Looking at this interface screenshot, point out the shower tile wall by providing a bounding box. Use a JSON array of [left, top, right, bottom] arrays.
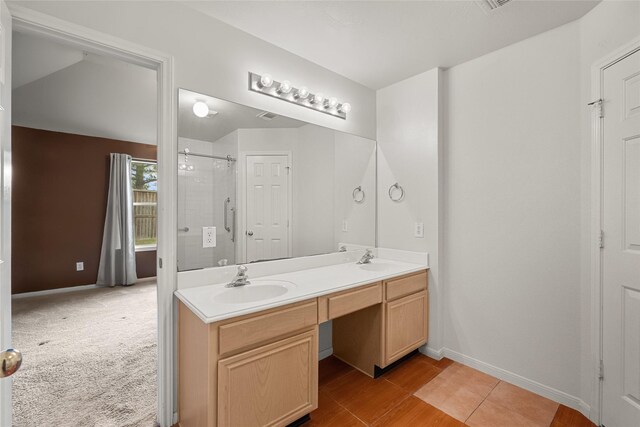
[[178, 136, 237, 271]]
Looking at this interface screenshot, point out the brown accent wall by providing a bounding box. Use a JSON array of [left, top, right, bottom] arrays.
[[12, 126, 158, 294]]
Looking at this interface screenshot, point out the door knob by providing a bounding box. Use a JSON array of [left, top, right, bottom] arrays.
[[247, 231, 254, 236], [0, 349, 22, 378]]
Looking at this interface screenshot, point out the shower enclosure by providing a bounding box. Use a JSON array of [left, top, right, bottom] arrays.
[[177, 145, 237, 271]]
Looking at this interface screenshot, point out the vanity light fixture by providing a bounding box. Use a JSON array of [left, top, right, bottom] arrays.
[[258, 74, 273, 89], [310, 93, 324, 105], [294, 86, 309, 100], [324, 97, 339, 109], [248, 72, 350, 119], [276, 80, 292, 95]]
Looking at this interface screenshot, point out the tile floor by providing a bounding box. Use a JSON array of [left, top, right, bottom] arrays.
[[309, 354, 595, 427]]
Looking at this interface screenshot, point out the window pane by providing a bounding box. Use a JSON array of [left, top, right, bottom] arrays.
[[133, 202, 157, 246], [131, 161, 157, 191], [131, 160, 157, 247]]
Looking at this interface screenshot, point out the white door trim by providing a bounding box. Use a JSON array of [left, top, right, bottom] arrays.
[[590, 34, 640, 426], [238, 151, 293, 264], [7, 6, 177, 427]]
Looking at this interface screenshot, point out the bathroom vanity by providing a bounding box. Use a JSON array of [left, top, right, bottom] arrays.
[[175, 89, 426, 427], [176, 260, 428, 427]]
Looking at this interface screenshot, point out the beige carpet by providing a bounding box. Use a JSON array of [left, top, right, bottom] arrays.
[[11, 281, 157, 427]]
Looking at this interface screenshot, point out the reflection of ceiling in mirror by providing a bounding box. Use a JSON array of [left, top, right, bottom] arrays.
[[178, 89, 307, 143]]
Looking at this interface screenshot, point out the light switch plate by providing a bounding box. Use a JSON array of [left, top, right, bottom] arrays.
[[203, 226, 216, 248], [414, 222, 424, 238], [76, 261, 84, 271], [342, 220, 348, 232]]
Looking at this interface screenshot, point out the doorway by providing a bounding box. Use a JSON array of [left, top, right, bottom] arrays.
[[0, 6, 175, 427], [10, 28, 159, 427]]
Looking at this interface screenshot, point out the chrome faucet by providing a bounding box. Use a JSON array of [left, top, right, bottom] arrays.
[[357, 249, 375, 264], [227, 265, 250, 287]]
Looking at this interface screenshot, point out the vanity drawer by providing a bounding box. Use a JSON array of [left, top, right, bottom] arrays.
[[218, 301, 317, 356], [323, 283, 382, 320], [385, 271, 428, 301]]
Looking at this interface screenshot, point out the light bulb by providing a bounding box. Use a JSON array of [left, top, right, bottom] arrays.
[[192, 101, 209, 118], [259, 74, 273, 89], [187, 165, 195, 171], [339, 102, 352, 114], [294, 86, 309, 100], [325, 97, 338, 109], [277, 80, 292, 94], [179, 163, 187, 170], [311, 93, 324, 105]]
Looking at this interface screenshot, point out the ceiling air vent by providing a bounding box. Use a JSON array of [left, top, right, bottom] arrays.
[[257, 111, 278, 121], [475, 0, 512, 13]]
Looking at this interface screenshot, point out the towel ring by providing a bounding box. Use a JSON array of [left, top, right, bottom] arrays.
[[352, 186, 365, 203], [388, 183, 405, 202]]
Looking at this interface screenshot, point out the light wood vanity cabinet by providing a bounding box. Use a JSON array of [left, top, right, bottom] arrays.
[[383, 271, 429, 366], [178, 300, 318, 427], [217, 330, 317, 427], [178, 269, 428, 427], [384, 291, 428, 365]]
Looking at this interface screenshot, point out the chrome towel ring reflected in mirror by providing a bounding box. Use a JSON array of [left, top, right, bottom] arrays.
[[352, 186, 365, 203], [388, 183, 405, 202]]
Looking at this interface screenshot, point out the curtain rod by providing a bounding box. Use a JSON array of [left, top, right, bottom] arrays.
[[132, 157, 157, 163], [178, 150, 237, 162]]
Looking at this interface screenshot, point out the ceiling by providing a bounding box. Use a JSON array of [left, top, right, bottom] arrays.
[[179, 89, 306, 143], [12, 31, 157, 145], [13, 32, 84, 89], [186, 0, 600, 89]]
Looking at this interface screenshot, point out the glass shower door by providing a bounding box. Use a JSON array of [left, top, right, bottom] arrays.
[[177, 149, 236, 271]]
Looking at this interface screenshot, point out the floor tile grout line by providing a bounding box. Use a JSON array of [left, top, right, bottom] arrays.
[[471, 382, 561, 427], [367, 390, 413, 427], [321, 356, 451, 426], [323, 388, 368, 426], [464, 380, 502, 424]]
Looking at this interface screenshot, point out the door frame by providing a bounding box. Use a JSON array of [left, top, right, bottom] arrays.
[[5, 6, 177, 427], [238, 151, 293, 264], [590, 35, 640, 426]]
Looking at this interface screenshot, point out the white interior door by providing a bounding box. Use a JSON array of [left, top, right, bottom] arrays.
[[0, 2, 13, 426], [602, 48, 640, 427], [245, 155, 290, 263]]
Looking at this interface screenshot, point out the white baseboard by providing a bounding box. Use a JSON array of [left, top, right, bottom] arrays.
[[12, 283, 101, 299], [439, 347, 590, 419], [319, 347, 334, 360], [12, 277, 158, 299], [422, 346, 444, 360]]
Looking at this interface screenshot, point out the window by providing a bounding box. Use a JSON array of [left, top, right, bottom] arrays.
[[131, 160, 157, 250]]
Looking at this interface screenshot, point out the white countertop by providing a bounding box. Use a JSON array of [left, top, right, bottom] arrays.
[[175, 258, 428, 324]]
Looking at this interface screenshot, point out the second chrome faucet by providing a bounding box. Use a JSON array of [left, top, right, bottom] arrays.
[[357, 249, 375, 264]]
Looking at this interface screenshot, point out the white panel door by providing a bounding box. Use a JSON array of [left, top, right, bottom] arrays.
[[0, 2, 12, 425], [602, 48, 640, 427], [245, 155, 290, 263]]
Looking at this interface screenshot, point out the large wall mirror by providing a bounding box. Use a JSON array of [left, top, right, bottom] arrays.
[[177, 89, 376, 272]]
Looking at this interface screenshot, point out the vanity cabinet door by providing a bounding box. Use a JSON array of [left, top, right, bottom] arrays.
[[217, 328, 318, 427], [384, 291, 428, 365]]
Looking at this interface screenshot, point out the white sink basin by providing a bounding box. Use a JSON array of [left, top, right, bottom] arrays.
[[213, 280, 296, 304]]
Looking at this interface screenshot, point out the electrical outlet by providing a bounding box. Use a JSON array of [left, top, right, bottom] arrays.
[[76, 262, 84, 271], [203, 226, 216, 248], [414, 222, 424, 238], [342, 220, 348, 232]]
